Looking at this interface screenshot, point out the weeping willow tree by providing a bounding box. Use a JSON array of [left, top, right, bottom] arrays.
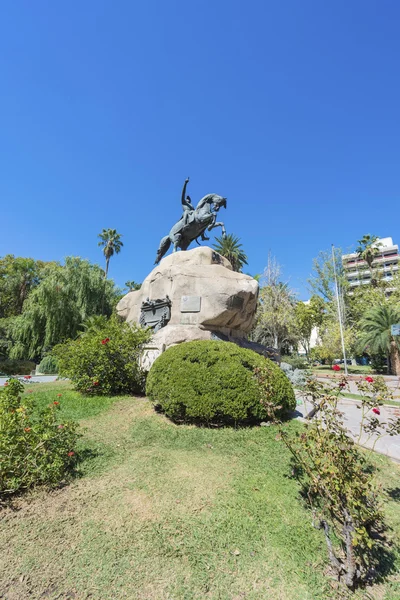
[[10, 257, 117, 360]]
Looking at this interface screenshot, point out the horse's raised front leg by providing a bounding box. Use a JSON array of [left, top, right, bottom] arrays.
[[208, 221, 227, 238]]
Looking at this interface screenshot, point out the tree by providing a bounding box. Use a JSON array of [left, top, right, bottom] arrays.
[[125, 280, 141, 292], [10, 258, 117, 360], [212, 234, 248, 273], [97, 229, 123, 278], [308, 248, 346, 304], [317, 320, 355, 365], [0, 255, 50, 318], [252, 254, 298, 352], [358, 304, 400, 375], [295, 296, 325, 357], [356, 234, 381, 270]]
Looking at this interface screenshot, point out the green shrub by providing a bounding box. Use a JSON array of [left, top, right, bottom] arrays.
[[0, 359, 36, 376], [38, 355, 58, 374], [146, 341, 295, 424], [281, 355, 309, 370], [53, 316, 151, 396], [0, 379, 79, 497]]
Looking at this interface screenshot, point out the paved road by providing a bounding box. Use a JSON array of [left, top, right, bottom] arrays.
[[0, 375, 58, 386], [296, 395, 400, 462], [314, 373, 400, 399]]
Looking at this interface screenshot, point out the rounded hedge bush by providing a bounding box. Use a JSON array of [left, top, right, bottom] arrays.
[[146, 340, 295, 424], [38, 355, 58, 374]]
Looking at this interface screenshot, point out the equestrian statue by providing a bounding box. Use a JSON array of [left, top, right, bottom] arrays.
[[154, 177, 227, 264]]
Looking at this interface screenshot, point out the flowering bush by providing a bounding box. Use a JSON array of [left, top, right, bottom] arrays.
[[255, 372, 400, 589], [53, 316, 151, 396], [0, 379, 79, 498]]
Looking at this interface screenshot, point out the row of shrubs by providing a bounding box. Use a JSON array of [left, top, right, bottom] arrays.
[[1, 318, 296, 498], [0, 356, 58, 376], [50, 316, 295, 425]]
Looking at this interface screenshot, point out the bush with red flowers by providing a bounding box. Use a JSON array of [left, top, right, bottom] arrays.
[[53, 315, 151, 395], [0, 379, 79, 498], [332, 364, 341, 372], [259, 373, 400, 590]]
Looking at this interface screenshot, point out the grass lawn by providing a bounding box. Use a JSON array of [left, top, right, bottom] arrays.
[[313, 364, 373, 375], [340, 391, 400, 407], [1, 382, 400, 599]]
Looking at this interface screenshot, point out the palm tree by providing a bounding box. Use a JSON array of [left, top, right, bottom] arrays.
[[98, 229, 123, 278], [212, 234, 248, 273], [356, 234, 381, 285], [125, 280, 141, 292], [358, 304, 400, 375]]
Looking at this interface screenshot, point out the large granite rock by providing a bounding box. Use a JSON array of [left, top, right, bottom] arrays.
[[116, 246, 276, 369]]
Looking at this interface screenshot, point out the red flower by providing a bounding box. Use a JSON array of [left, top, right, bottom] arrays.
[[58, 424, 64, 429], [24, 375, 32, 379], [57, 393, 62, 397], [67, 451, 75, 457], [53, 401, 59, 406], [332, 365, 341, 371], [365, 376, 374, 383], [339, 382, 346, 388], [372, 408, 380, 415], [101, 338, 110, 345], [93, 381, 99, 386], [27, 390, 33, 393], [24, 427, 31, 432], [4, 382, 8, 386]]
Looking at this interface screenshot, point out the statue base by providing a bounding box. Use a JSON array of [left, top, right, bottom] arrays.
[[116, 246, 278, 370]]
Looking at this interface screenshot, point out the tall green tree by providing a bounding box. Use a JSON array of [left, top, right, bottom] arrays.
[[252, 254, 298, 352], [10, 258, 117, 360], [295, 296, 325, 356], [0, 255, 50, 318], [98, 229, 123, 278], [212, 234, 248, 273], [308, 248, 346, 304], [356, 234, 381, 270], [358, 304, 400, 375]]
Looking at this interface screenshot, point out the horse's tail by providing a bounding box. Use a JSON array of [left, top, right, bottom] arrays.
[[154, 235, 171, 264]]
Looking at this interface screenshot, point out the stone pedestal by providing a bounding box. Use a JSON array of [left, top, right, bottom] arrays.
[[117, 246, 276, 369]]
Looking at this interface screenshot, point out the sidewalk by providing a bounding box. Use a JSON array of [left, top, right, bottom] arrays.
[[295, 395, 400, 462]]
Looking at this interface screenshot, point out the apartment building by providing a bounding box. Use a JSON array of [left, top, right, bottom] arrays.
[[342, 237, 399, 289]]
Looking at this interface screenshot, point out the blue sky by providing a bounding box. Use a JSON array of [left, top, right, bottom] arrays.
[[1, 1, 399, 299]]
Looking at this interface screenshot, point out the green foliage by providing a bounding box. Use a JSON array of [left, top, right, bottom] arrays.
[[212, 233, 248, 273], [356, 234, 381, 270], [98, 228, 123, 278], [281, 355, 309, 369], [0, 379, 79, 497], [256, 373, 399, 589], [0, 254, 50, 318], [124, 280, 141, 292], [358, 304, 400, 375], [38, 355, 58, 374], [251, 254, 299, 352], [295, 296, 325, 356], [308, 247, 346, 303], [0, 359, 36, 376], [317, 320, 355, 365], [146, 341, 295, 424], [53, 316, 151, 396], [10, 257, 117, 360]]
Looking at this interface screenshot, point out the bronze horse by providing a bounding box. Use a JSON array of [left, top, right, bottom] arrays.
[[155, 178, 227, 264]]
